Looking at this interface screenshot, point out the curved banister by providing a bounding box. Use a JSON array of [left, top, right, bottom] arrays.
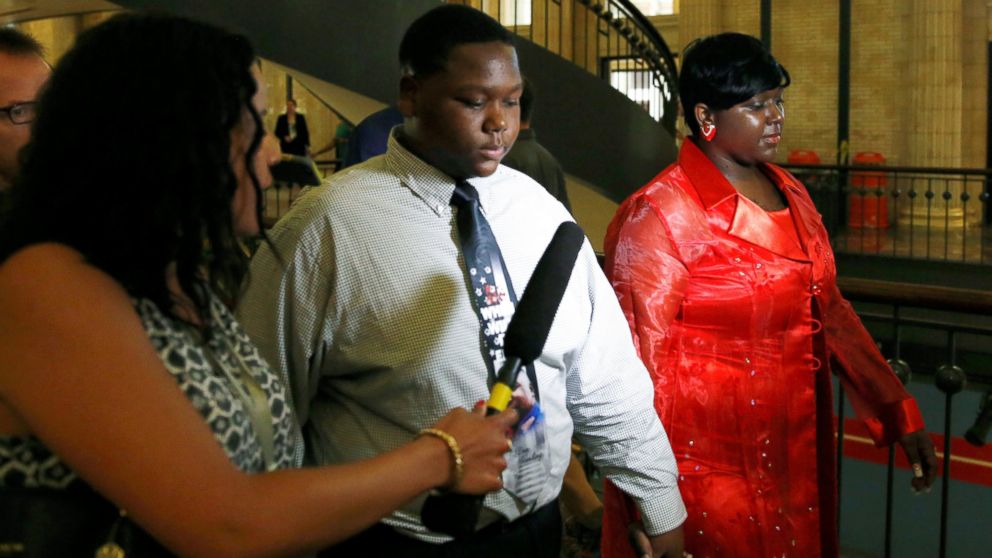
[[836, 277, 992, 315], [783, 163, 992, 176], [596, 252, 992, 316], [610, 0, 678, 78], [454, 0, 679, 134], [602, 0, 679, 131]]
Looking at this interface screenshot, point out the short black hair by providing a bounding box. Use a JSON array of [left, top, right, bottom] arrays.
[[0, 26, 44, 57], [678, 32, 790, 136], [0, 13, 262, 327], [519, 76, 535, 123], [399, 4, 514, 78]]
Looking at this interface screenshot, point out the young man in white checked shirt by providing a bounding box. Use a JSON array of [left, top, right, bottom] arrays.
[[237, 5, 685, 556]]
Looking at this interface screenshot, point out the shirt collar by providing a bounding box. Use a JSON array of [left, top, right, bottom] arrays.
[[678, 137, 813, 261], [384, 129, 459, 216], [384, 129, 499, 216], [678, 138, 739, 210]]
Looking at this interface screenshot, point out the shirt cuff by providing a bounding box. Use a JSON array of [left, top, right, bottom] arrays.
[[864, 398, 926, 447], [635, 487, 688, 536]]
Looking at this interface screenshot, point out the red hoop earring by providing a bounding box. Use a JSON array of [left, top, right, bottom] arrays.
[[702, 123, 717, 142]]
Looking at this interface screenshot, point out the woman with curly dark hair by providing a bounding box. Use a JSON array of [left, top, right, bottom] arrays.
[[0, 13, 515, 557]]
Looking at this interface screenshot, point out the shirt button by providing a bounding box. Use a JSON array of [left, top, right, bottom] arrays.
[[734, 257, 742, 263], [755, 262, 763, 269]]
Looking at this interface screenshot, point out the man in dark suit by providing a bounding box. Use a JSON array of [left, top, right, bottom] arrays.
[[274, 98, 310, 156]]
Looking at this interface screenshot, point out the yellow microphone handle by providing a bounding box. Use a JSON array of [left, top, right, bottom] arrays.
[[486, 382, 514, 415]]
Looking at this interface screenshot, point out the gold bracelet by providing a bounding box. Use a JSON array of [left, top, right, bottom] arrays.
[[418, 428, 464, 489]]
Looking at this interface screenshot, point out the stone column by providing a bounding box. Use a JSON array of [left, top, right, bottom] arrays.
[[961, 0, 988, 169], [902, 0, 977, 226], [907, 0, 962, 168]]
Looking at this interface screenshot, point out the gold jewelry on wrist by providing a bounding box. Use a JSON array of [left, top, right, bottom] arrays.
[[419, 428, 464, 489]]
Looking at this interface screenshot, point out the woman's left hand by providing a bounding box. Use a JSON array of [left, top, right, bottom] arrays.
[[897, 429, 937, 492]]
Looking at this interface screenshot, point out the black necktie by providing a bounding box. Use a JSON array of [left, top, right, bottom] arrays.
[[450, 180, 539, 401], [421, 181, 544, 536]]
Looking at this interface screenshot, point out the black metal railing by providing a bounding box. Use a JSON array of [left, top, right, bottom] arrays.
[[262, 183, 303, 228], [783, 163, 992, 265], [451, 0, 679, 134], [837, 278, 992, 558], [261, 157, 341, 227]]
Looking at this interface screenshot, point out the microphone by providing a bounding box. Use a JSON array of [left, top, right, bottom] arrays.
[[485, 221, 586, 416], [421, 221, 586, 538]]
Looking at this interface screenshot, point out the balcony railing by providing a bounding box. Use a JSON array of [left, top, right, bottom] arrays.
[[587, 252, 992, 556], [450, 0, 679, 134], [838, 278, 992, 558], [783, 163, 992, 265]]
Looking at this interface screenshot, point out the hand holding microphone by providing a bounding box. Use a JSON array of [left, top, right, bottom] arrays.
[[421, 221, 587, 537], [424, 404, 519, 494]]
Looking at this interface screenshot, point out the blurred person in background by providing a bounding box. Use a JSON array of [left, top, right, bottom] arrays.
[[500, 77, 571, 212], [0, 27, 49, 219], [275, 98, 310, 156]]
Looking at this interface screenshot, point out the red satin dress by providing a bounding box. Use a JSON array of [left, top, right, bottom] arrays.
[[600, 140, 925, 558]]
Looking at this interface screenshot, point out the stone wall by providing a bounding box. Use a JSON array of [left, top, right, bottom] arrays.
[[667, 0, 988, 169]]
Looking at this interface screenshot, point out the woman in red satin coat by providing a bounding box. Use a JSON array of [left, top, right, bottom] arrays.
[[601, 33, 937, 558]]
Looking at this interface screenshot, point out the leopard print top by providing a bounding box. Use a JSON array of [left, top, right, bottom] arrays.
[[0, 293, 297, 489]]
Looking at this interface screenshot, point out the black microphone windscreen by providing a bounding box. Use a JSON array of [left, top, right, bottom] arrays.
[[503, 221, 585, 363]]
